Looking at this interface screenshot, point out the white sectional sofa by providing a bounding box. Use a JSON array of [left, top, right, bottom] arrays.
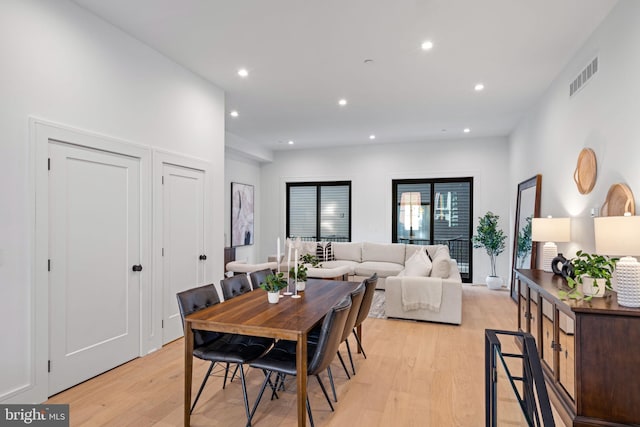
[[280, 241, 463, 325]]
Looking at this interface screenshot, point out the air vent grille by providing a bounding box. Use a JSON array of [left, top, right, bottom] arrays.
[[570, 56, 598, 97]]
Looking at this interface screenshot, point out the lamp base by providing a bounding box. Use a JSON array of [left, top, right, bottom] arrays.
[[616, 256, 640, 308], [541, 242, 558, 273]]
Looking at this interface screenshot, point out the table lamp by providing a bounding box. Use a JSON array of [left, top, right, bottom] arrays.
[[594, 214, 640, 307], [531, 217, 571, 272]]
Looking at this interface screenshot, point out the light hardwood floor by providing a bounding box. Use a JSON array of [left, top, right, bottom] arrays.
[[47, 285, 550, 426]]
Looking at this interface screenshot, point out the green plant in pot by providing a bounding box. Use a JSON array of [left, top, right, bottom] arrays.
[[516, 216, 533, 268], [560, 250, 618, 301], [259, 272, 288, 303], [472, 211, 507, 290], [289, 264, 308, 291], [300, 253, 322, 268]]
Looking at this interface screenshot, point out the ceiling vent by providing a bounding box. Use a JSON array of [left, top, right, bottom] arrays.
[[570, 56, 598, 97]]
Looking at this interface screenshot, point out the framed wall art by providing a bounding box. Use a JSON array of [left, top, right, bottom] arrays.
[[231, 182, 254, 246]]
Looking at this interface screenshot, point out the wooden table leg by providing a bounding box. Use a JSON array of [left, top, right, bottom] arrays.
[[184, 323, 194, 426], [296, 333, 308, 426]]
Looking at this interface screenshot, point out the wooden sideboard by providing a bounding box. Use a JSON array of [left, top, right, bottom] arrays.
[[515, 269, 640, 427]]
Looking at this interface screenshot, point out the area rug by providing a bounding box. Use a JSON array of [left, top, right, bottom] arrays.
[[368, 290, 386, 318]]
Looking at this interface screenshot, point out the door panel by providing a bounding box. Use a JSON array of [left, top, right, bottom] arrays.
[[49, 141, 141, 395], [162, 164, 205, 343]]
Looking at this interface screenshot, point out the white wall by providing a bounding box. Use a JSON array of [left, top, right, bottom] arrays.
[[0, 0, 225, 403], [225, 148, 263, 264], [509, 0, 640, 261], [259, 137, 511, 283]]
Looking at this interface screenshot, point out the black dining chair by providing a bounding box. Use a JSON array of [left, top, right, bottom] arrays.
[[306, 280, 366, 402], [249, 268, 273, 290], [220, 274, 253, 300], [247, 295, 352, 427], [336, 280, 366, 377], [176, 284, 274, 424], [350, 274, 378, 359]]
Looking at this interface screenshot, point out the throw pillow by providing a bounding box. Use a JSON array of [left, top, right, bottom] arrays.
[[316, 242, 335, 262], [402, 249, 432, 277]]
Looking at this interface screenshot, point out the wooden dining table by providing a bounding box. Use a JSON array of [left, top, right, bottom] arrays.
[[184, 278, 359, 427]]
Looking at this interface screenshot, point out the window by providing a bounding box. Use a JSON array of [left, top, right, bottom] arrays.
[[392, 178, 473, 282], [287, 181, 351, 242]]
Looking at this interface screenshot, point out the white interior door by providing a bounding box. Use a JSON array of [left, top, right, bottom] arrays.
[[48, 141, 141, 396], [162, 163, 205, 343]]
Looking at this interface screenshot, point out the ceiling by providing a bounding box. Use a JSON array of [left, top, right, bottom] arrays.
[[73, 0, 617, 151]]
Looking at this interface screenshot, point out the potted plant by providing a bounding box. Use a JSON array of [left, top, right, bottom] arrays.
[[289, 264, 308, 291], [472, 211, 507, 290], [516, 216, 533, 268], [300, 253, 322, 268], [259, 272, 288, 303], [561, 250, 618, 301]]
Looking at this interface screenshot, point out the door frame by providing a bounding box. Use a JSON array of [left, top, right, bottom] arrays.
[[29, 117, 151, 403], [152, 150, 212, 347]]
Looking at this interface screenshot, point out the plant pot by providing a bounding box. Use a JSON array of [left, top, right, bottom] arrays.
[[486, 275, 503, 290], [296, 281, 306, 292], [581, 276, 606, 297], [267, 291, 280, 303]]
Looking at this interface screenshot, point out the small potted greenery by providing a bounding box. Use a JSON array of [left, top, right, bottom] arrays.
[[472, 211, 507, 290], [300, 253, 322, 268], [259, 272, 288, 303], [289, 264, 308, 291], [560, 250, 618, 301]]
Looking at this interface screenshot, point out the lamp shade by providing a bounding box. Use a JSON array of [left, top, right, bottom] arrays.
[[531, 217, 571, 242], [594, 216, 640, 256]]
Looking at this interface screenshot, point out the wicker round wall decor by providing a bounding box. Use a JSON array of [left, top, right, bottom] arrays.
[[601, 183, 635, 216], [573, 148, 597, 194]]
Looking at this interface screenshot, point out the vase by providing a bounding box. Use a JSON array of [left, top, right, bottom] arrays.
[[296, 281, 306, 291], [486, 275, 503, 290], [581, 276, 606, 297], [267, 291, 280, 303]]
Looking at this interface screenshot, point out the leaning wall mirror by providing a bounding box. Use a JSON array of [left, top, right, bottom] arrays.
[[510, 175, 541, 301]]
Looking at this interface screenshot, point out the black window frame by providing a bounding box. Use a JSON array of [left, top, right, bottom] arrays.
[[392, 177, 474, 282], [286, 181, 352, 242]]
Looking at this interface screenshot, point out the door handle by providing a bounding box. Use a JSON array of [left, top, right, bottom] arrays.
[[132, 264, 143, 272], [199, 255, 207, 261]]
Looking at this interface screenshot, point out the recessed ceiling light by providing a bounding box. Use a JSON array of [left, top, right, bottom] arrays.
[[474, 83, 485, 91], [237, 68, 249, 78], [369, 134, 376, 140], [229, 110, 239, 117], [421, 40, 434, 51], [338, 99, 348, 106], [463, 128, 471, 133], [288, 140, 294, 145]]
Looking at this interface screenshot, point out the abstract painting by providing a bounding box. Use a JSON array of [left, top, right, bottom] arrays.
[[231, 182, 254, 246]]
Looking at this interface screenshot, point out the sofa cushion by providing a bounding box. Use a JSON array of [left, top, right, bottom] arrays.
[[362, 242, 406, 264], [430, 245, 451, 278], [355, 261, 404, 278], [332, 242, 362, 262], [403, 249, 432, 277], [319, 260, 358, 274], [405, 244, 434, 261]]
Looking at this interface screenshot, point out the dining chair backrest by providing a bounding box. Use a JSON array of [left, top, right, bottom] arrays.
[[340, 281, 366, 342], [308, 295, 352, 376], [354, 273, 378, 329], [176, 284, 223, 347], [220, 274, 253, 300], [249, 268, 273, 290]]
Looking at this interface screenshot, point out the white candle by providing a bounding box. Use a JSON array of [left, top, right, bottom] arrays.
[[287, 239, 291, 277], [276, 237, 281, 273]]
